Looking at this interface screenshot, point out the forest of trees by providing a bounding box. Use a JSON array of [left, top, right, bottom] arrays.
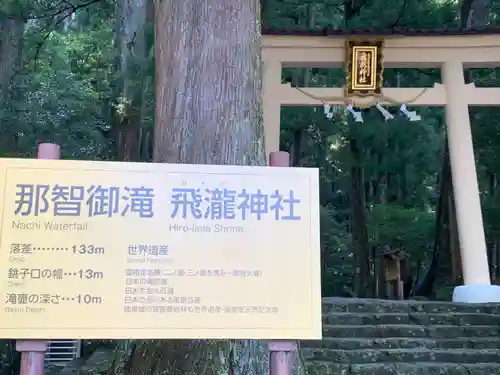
[[1, 0, 500, 374]]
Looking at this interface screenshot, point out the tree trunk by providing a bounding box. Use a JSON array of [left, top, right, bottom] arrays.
[[124, 0, 267, 374], [349, 129, 371, 297], [489, 173, 498, 279], [463, 0, 491, 26], [0, 16, 23, 98], [0, 12, 23, 149], [291, 4, 315, 168], [153, 0, 265, 165], [344, 0, 371, 298], [114, 0, 150, 161]]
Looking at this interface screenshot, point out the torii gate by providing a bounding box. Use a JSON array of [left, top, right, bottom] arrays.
[[261, 29, 500, 303]]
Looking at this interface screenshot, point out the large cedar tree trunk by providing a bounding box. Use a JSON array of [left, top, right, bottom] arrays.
[[153, 0, 265, 165], [124, 0, 268, 375]]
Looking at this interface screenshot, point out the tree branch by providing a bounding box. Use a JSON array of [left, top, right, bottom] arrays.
[[389, 0, 407, 28], [14, 0, 106, 75], [350, 0, 372, 18], [6, 0, 105, 21]]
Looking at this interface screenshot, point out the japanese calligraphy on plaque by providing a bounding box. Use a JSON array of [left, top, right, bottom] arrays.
[[345, 40, 383, 96]]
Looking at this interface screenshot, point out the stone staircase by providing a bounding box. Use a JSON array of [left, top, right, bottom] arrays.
[[301, 298, 500, 375]]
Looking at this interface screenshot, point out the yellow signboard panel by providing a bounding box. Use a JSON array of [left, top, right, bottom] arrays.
[[0, 158, 321, 340]]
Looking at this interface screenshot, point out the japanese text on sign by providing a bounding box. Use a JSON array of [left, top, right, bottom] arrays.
[[13, 184, 301, 220]]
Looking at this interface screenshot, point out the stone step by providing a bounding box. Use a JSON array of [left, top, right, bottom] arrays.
[[302, 337, 500, 350], [56, 358, 87, 375], [323, 324, 500, 338], [302, 348, 500, 363], [306, 361, 500, 375], [78, 348, 115, 375], [323, 312, 500, 326], [322, 297, 500, 315]]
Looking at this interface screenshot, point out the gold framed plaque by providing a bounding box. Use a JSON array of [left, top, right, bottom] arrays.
[[345, 40, 384, 97]]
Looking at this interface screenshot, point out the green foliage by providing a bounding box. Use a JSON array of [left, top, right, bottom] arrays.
[[482, 195, 500, 238], [320, 205, 354, 296], [1, 2, 115, 159], [0, 340, 18, 375], [368, 204, 434, 258]]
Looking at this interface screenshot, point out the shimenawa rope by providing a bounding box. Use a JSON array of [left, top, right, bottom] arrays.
[[293, 86, 429, 109]]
